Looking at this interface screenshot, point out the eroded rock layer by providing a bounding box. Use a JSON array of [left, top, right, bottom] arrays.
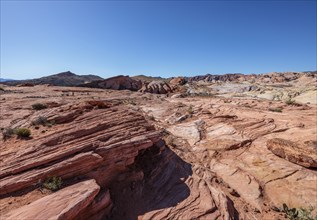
[[0, 99, 161, 219], [0, 85, 316, 220]]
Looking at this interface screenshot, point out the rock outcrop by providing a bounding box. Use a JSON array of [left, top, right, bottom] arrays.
[[2, 179, 106, 220], [187, 71, 316, 84], [1, 84, 317, 220], [139, 80, 173, 94], [82, 75, 142, 91], [188, 73, 252, 82], [267, 138, 317, 168], [0, 99, 162, 218], [140, 97, 317, 219], [169, 77, 186, 86]]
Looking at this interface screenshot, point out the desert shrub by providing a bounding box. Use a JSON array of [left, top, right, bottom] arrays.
[[15, 128, 31, 138], [31, 116, 54, 127], [282, 203, 316, 220], [32, 103, 47, 110], [285, 99, 296, 105], [164, 135, 175, 146], [0, 87, 4, 91], [187, 105, 193, 114], [2, 128, 14, 140], [43, 176, 62, 191], [31, 116, 48, 126], [269, 107, 283, 113]]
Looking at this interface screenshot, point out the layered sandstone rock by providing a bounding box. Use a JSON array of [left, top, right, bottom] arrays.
[[2, 180, 103, 220], [139, 80, 173, 94], [1, 84, 317, 220], [140, 97, 317, 219], [0, 99, 162, 219], [267, 138, 317, 168], [169, 77, 186, 86]]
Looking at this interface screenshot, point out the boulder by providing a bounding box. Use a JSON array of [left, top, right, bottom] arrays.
[[2, 179, 102, 220], [267, 138, 317, 168]]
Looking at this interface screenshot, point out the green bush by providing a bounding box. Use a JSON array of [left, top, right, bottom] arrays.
[[43, 176, 62, 191], [269, 107, 283, 113], [32, 103, 47, 110], [282, 203, 316, 220], [2, 128, 14, 140], [15, 128, 31, 138]]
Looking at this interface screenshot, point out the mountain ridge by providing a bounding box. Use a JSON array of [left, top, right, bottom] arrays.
[[3, 71, 103, 86]]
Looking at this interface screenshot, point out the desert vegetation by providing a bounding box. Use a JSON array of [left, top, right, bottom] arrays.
[[187, 104, 194, 114], [2, 127, 31, 139], [42, 177, 63, 192], [15, 128, 31, 138], [32, 103, 47, 110], [31, 116, 55, 127], [2, 128, 15, 140], [282, 204, 316, 220]]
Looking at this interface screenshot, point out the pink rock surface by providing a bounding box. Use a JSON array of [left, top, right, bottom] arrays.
[[3, 179, 100, 220]]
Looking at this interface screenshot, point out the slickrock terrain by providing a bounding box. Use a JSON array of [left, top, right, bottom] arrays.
[[0, 77, 316, 220]]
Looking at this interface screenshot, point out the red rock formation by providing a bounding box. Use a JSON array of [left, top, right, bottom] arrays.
[[2, 180, 106, 220], [1, 84, 317, 220], [170, 77, 186, 86], [139, 80, 173, 94], [267, 138, 317, 168], [0, 101, 162, 219], [82, 75, 142, 91]]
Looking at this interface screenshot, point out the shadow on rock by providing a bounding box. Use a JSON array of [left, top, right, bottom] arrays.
[[107, 145, 192, 220]]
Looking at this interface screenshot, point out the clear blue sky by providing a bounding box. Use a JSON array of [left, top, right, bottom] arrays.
[[1, 1, 316, 80]]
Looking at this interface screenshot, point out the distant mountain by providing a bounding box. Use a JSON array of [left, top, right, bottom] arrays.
[[0, 78, 15, 82], [186, 71, 317, 83], [132, 75, 171, 82], [4, 71, 103, 86], [81, 75, 142, 91]]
